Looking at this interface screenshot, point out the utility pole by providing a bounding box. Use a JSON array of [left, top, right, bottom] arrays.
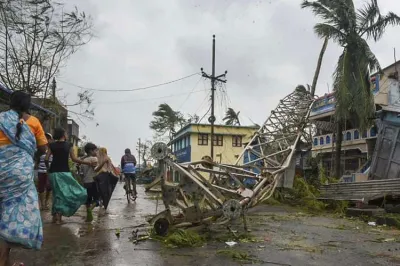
[[201, 35, 227, 161]]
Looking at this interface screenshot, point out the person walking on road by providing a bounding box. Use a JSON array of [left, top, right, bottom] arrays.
[[0, 91, 48, 266], [36, 133, 53, 211], [80, 143, 100, 222], [121, 148, 137, 196], [45, 128, 92, 224], [95, 147, 119, 210]]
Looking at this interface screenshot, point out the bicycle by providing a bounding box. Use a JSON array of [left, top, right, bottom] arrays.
[[124, 173, 137, 203]]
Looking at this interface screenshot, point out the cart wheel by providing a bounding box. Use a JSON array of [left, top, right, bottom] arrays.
[[154, 218, 170, 236]]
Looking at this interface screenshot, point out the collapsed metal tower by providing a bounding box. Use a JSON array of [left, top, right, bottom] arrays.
[[147, 87, 315, 235]]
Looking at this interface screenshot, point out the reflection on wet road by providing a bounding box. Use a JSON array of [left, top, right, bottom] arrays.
[[11, 184, 166, 266]]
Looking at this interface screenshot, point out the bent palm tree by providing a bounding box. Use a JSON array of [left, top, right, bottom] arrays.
[[311, 37, 329, 96], [223, 108, 241, 126], [302, 0, 400, 178], [149, 103, 186, 142]]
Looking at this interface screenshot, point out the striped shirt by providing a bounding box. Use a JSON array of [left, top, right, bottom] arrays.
[[38, 154, 52, 173]]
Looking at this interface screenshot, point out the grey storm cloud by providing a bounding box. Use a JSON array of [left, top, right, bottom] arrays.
[[58, 0, 400, 162]]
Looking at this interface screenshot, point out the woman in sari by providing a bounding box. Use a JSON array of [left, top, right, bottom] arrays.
[[45, 128, 93, 224], [95, 148, 119, 210], [0, 91, 48, 266]]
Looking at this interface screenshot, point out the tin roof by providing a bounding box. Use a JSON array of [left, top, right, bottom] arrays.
[[0, 83, 56, 116]]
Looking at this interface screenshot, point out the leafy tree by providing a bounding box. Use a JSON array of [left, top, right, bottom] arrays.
[[223, 107, 241, 126], [149, 103, 186, 142], [187, 114, 200, 124], [0, 0, 92, 98], [137, 140, 152, 168], [302, 0, 400, 177]]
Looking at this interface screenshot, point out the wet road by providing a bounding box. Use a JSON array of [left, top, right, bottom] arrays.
[[11, 184, 400, 265], [11, 183, 167, 266]]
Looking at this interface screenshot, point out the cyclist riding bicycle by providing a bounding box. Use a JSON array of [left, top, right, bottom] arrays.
[[121, 148, 137, 196]]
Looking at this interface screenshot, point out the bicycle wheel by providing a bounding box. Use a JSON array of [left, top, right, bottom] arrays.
[[125, 178, 131, 203]]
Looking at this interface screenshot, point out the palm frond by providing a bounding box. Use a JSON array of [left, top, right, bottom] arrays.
[[223, 107, 240, 126], [333, 50, 352, 122], [356, 0, 380, 32], [361, 12, 400, 41], [314, 23, 346, 45], [301, 0, 340, 25], [358, 37, 381, 72]]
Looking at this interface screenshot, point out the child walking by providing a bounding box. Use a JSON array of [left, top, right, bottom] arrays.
[[37, 133, 53, 210], [80, 143, 99, 222]]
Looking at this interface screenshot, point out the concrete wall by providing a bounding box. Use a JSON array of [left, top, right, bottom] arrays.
[[189, 124, 257, 164]]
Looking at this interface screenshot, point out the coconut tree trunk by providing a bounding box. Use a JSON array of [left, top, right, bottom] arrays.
[[334, 121, 343, 178], [310, 37, 329, 97]]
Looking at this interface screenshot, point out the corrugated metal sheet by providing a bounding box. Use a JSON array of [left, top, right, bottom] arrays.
[[0, 83, 56, 116], [319, 179, 400, 201]]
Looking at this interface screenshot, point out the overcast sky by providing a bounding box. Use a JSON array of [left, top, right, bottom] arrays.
[[59, 0, 400, 162]]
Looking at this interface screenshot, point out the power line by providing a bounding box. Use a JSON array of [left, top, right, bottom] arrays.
[[58, 73, 200, 92], [178, 76, 203, 110], [94, 89, 206, 105]]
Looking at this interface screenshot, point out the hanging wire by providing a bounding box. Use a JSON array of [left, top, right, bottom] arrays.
[[58, 72, 200, 92]]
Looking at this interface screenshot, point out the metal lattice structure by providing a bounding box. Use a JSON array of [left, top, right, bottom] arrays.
[[146, 87, 315, 236]]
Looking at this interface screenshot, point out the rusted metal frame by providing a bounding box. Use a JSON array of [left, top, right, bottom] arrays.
[[221, 170, 245, 189], [212, 184, 241, 195], [203, 197, 217, 210], [255, 98, 314, 202], [252, 183, 273, 206], [190, 160, 259, 177], [246, 147, 291, 166], [218, 163, 261, 176], [165, 159, 223, 206], [178, 188, 190, 207], [174, 199, 190, 211], [195, 167, 259, 180], [219, 163, 264, 175], [250, 135, 297, 148], [144, 174, 162, 191], [247, 147, 281, 166], [187, 165, 226, 201], [258, 176, 281, 204], [234, 125, 266, 165], [251, 133, 301, 197]]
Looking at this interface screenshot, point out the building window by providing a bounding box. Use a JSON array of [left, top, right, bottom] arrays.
[[198, 134, 208, 146], [370, 126, 377, 137], [326, 136, 331, 144], [213, 135, 223, 146], [354, 130, 360, 140], [319, 137, 324, 145], [313, 138, 318, 146], [232, 136, 242, 147], [362, 130, 367, 138], [346, 132, 352, 141]]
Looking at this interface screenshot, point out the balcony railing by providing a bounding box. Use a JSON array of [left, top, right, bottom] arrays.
[[310, 75, 380, 117], [312, 127, 377, 147]]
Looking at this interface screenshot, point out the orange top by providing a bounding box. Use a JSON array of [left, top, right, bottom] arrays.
[[0, 115, 48, 147]]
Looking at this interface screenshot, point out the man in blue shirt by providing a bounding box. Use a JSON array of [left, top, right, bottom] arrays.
[[121, 148, 137, 196]]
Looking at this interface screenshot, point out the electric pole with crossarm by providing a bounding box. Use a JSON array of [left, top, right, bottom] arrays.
[[201, 35, 227, 161]]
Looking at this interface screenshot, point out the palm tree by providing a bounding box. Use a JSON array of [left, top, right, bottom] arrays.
[[223, 108, 241, 126], [311, 37, 329, 96], [149, 103, 186, 142], [302, 0, 400, 178]]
